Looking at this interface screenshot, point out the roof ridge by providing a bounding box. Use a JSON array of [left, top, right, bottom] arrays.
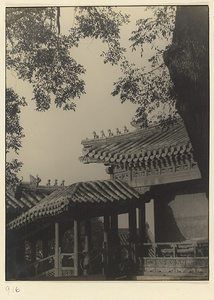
[[81, 119, 184, 145]]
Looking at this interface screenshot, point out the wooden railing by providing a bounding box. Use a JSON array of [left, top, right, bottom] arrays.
[[27, 254, 55, 277], [27, 251, 75, 278]]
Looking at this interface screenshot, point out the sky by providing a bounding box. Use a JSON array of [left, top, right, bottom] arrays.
[[6, 6, 163, 228], [7, 6, 155, 186], [2, 2, 214, 299]]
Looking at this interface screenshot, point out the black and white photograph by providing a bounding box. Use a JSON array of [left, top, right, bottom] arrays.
[[4, 2, 210, 288]]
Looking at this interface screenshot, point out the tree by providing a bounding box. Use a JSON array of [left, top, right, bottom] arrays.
[[111, 6, 209, 191], [6, 7, 85, 111], [6, 7, 129, 110], [7, 6, 209, 190], [112, 6, 178, 127], [164, 6, 209, 190], [5, 88, 27, 190], [6, 7, 129, 188]]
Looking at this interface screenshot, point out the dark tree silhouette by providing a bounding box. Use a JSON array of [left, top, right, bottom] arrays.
[[164, 6, 209, 191]]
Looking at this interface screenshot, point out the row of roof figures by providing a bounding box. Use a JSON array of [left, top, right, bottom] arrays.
[[46, 179, 65, 187], [28, 175, 65, 187], [91, 126, 130, 139]]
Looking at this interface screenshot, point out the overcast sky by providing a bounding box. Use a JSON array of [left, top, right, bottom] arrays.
[[6, 7, 163, 228], [7, 6, 155, 186]]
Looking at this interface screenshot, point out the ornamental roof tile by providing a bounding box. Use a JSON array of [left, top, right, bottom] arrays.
[[6, 185, 60, 221], [7, 180, 140, 231], [80, 121, 192, 165]]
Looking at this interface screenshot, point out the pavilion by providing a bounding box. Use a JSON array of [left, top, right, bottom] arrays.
[[6, 120, 208, 280]]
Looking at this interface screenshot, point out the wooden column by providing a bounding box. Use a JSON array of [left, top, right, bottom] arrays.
[[103, 215, 110, 271], [104, 215, 110, 253], [54, 222, 60, 277], [111, 213, 119, 248], [42, 236, 49, 274], [74, 220, 79, 276], [129, 208, 137, 263], [110, 213, 119, 265], [138, 203, 146, 243], [111, 213, 118, 237], [84, 219, 91, 252]]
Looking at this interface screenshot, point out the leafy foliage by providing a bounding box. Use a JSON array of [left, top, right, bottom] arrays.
[[69, 7, 130, 65], [130, 6, 176, 57], [6, 7, 86, 112], [6, 7, 129, 188], [6, 88, 27, 189], [112, 6, 178, 127]]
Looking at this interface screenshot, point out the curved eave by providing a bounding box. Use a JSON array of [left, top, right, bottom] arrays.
[[80, 122, 192, 166], [7, 180, 140, 231]]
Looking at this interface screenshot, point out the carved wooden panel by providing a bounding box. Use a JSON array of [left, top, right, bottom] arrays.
[[114, 172, 129, 182], [134, 186, 150, 194], [148, 168, 159, 176], [176, 164, 189, 172], [133, 170, 146, 178], [160, 166, 174, 174], [113, 161, 201, 186], [62, 268, 74, 277]]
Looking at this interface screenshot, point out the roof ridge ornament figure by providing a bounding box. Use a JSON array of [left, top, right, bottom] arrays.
[[93, 131, 99, 139], [124, 126, 129, 133], [46, 179, 51, 187], [116, 128, 121, 135], [100, 130, 106, 138], [29, 174, 41, 188], [107, 129, 114, 137]]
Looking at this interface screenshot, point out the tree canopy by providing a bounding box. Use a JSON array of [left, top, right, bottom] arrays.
[[111, 6, 178, 127], [6, 6, 209, 190], [6, 6, 129, 189], [6, 88, 27, 189], [6, 7, 129, 111]]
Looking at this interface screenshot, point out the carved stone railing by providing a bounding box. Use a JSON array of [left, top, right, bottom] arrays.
[[138, 240, 208, 278]]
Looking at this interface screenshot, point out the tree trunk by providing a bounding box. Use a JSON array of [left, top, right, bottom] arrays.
[[164, 6, 209, 194]]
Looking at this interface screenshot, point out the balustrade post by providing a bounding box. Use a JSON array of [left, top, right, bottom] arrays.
[[172, 244, 176, 257]]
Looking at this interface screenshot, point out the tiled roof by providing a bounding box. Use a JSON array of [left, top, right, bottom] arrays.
[[8, 180, 140, 231], [80, 121, 192, 166], [6, 184, 60, 220]]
